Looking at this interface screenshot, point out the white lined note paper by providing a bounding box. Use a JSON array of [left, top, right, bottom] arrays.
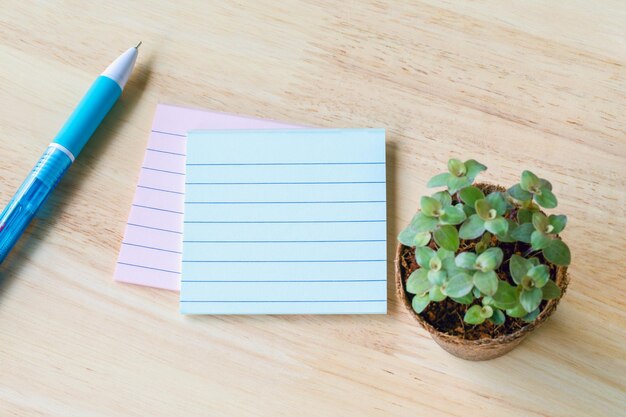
[[114, 104, 298, 290], [181, 129, 387, 314]]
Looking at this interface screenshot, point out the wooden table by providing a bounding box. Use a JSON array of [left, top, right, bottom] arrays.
[[1, 1, 624, 415]]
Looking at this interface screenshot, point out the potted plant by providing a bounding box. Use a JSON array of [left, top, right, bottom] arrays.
[[395, 159, 570, 360]]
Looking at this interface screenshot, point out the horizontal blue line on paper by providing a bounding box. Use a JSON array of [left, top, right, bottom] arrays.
[[142, 166, 185, 175], [183, 239, 385, 243], [180, 300, 386, 303], [184, 201, 386, 205], [117, 262, 180, 274], [185, 181, 385, 185], [182, 262, 386, 278], [187, 162, 384, 166], [182, 260, 386, 263], [128, 223, 182, 234], [185, 165, 385, 185], [132, 204, 183, 215], [122, 242, 181, 254], [147, 148, 186, 157], [138, 185, 184, 194], [151, 129, 185, 137], [181, 279, 386, 283], [183, 220, 385, 224]]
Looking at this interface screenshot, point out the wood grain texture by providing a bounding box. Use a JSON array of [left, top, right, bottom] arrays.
[[0, 1, 624, 415]]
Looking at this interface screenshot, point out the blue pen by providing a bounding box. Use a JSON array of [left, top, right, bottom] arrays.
[[0, 42, 140, 263]]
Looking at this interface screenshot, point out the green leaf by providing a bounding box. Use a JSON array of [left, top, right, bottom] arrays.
[[520, 287, 542, 313], [485, 217, 508, 235], [509, 255, 532, 285], [475, 199, 492, 220], [475, 241, 487, 254], [421, 196, 442, 217], [464, 305, 492, 324], [447, 158, 467, 177], [464, 159, 487, 181], [439, 205, 466, 225], [543, 239, 571, 266], [464, 305, 486, 325], [472, 287, 482, 298], [475, 231, 493, 252], [428, 253, 442, 272], [527, 264, 550, 288], [411, 212, 439, 233], [413, 231, 431, 247], [431, 191, 452, 208], [475, 247, 504, 271], [517, 208, 534, 223], [459, 186, 485, 207], [398, 225, 417, 247], [535, 187, 558, 209], [473, 270, 499, 296], [459, 214, 486, 240], [447, 175, 471, 194], [492, 281, 518, 310], [433, 225, 460, 252], [549, 214, 567, 234], [428, 269, 447, 286], [441, 259, 463, 279], [541, 279, 561, 300], [508, 184, 532, 201], [532, 212, 550, 233], [528, 257, 541, 266], [531, 230, 553, 250], [451, 292, 474, 305], [427, 172, 451, 188], [479, 232, 492, 245], [486, 192, 508, 215], [429, 285, 447, 301], [415, 247, 436, 269], [522, 308, 541, 323], [506, 303, 529, 318], [430, 253, 443, 270], [436, 247, 454, 260], [455, 252, 477, 269], [510, 222, 534, 243], [495, 220, 517, 243], [520, 170, 540, 191], [481, 295, 495, 306], [412, 293, 430, 313], [461, 202, 476, 217], [406, 269, 431, 294], [488, 309, 506, 325], [539, 178, 552, 191], [399, 225, 430, 247], [443, 273, 474, 298]]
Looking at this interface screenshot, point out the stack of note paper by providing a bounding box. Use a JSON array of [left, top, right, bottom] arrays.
[[115, 104, 387, 314]]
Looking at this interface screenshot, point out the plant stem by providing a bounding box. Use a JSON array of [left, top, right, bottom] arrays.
[[524, 247, 538, 257]]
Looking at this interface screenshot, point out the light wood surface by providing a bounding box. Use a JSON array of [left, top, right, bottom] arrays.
[[1, 1, 624, 416]]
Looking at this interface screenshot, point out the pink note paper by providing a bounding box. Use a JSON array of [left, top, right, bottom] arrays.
[[114, 103, 299, 290]]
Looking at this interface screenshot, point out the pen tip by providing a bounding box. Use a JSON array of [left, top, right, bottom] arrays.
[[134, 41, 142, 49]]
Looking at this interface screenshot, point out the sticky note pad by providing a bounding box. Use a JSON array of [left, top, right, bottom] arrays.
[[181, 129, 387, 314], [114, 104, 298, 290]]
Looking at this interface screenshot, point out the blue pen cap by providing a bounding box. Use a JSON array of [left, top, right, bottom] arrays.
[[52, 75, 121, 158]]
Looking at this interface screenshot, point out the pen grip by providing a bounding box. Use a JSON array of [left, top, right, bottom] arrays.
[[0, 146, 72, 263], [52, 76, 121, 159]]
